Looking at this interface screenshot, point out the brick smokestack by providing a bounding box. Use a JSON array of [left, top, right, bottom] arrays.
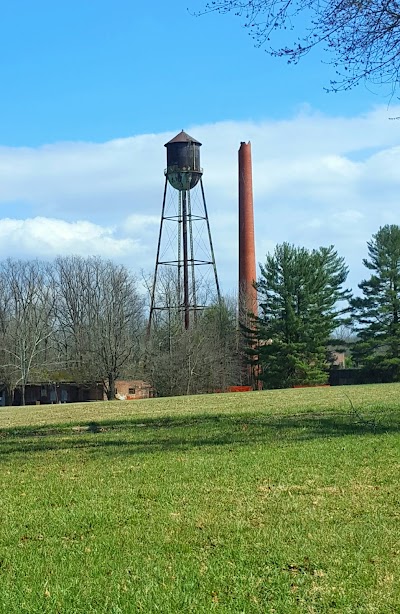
[[239, 142, 257, 322]]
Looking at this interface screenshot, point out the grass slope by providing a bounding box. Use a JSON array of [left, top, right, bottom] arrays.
[[0, 385, 399, 613]]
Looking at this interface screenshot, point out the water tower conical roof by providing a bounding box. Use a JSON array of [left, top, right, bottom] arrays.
[[165, 130, 202, 147]]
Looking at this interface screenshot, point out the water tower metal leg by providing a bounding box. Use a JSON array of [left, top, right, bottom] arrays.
[[147, 177, 168, 337], [182, 190, 190, 329], [177, 191, 182, 316], [187, 190, 197, 321], [200, 178, 221, 304]]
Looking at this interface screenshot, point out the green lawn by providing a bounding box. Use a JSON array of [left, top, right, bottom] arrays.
[[0, 385, 399, 613]]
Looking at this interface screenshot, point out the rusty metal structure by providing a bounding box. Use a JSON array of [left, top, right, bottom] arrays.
[[238, 141, 257, 322], [148, 130, 221, 331]]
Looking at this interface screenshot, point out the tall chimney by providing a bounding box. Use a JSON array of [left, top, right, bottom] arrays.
[[238, 142, 257, 322]]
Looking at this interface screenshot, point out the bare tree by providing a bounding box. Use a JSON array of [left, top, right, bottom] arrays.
[[0, 279, 14, 404], [0, 260, 56, 405], [54, 256, 144, 399], [89, 259, 144, 399], [198, 0, 400, 94], [52, 255, 93, 382]]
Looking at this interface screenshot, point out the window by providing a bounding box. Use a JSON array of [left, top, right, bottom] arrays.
[[128, 387, 135, 395]]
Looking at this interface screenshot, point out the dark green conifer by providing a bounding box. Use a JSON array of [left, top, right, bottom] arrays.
[[352, 225, 400, 378], [252, 243, 351, 389]]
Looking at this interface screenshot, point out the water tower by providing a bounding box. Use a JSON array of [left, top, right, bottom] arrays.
[[148, 130, 221, 331]]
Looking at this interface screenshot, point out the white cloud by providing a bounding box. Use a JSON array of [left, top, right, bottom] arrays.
[[1, 105, 400, 293], [124, 214, 160, 233], [0, 217, 141, 260]]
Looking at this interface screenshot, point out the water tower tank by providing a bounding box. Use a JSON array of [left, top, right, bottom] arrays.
[[165, 130, 202, 191]]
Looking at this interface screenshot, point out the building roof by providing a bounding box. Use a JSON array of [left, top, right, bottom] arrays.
[[164, 130, 202, 147]]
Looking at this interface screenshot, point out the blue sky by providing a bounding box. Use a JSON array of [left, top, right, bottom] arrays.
[[1, 0, 399, 294], [1, 0, 385, 145]]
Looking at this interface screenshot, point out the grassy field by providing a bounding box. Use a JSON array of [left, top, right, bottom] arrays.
[[0, 384, 399, 613]]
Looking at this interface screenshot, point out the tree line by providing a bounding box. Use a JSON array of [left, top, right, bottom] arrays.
[[0, 256, 241, 405], [0, 256, 144, 405], [1, 224, 400, 403]]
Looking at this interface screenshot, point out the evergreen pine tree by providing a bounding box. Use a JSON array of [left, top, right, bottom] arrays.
[[253, 243, 351, 388], [352, 225, 400, 378]]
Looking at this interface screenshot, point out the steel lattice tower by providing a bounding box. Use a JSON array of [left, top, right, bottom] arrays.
[[148, 130, 221, 332]]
